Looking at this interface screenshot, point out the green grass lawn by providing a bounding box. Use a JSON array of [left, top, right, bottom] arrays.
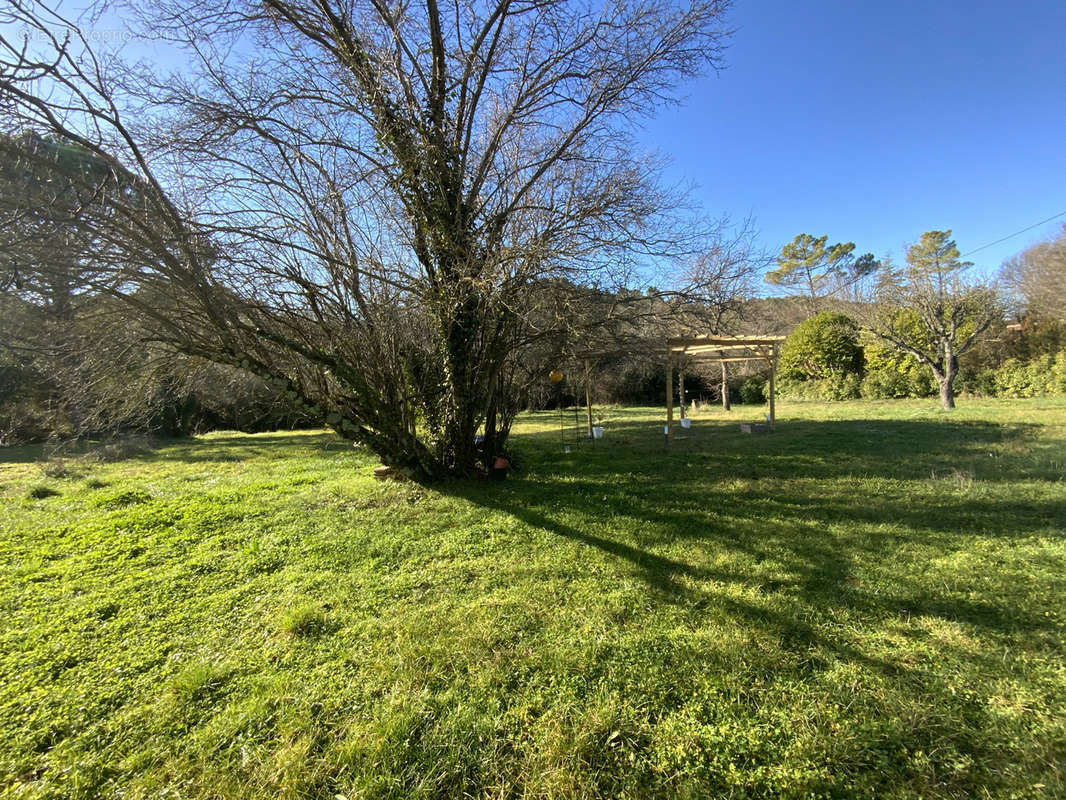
[[2, 399, 1065, 799]]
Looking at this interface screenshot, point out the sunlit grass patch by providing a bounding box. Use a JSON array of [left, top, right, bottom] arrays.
[[170, 660, 234, 706], [277, 603, 332, 637]]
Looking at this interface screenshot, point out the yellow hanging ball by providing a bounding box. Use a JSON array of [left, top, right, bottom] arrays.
[[549, 370, 564, 383]]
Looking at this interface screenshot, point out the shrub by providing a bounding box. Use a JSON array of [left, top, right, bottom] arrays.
[[819, 373, 862, 400], [990, 352, 1066, 398], [90, 489, 152, 509], [960, 367, 999, 398], [860, 368, 936, 400], [778, 312, 863, 382], [775, 313, 864, 401], [278, 604, 330, 637], [778, 374, 861, 401], [738, 376, 766, 404]]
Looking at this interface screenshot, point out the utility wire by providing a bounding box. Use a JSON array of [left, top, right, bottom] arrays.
[[961, 210, 1066, 257]]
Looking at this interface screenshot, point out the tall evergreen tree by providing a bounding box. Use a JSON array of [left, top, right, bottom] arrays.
[[765, 233, 857, 315]]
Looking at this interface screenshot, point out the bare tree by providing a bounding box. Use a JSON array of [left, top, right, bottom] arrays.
[[1, 0, 732, 477], [661, 217, 766, 408], [1001, 224, 1066, 322]]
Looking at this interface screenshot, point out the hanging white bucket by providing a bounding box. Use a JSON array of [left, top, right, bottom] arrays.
[[680, 418, 691, 429], [591, 426, 604, 439]]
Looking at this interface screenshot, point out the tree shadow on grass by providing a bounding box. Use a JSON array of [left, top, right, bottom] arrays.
[[451, 485, 959, 698], [449, 415, 1063, 668], [453, 447, 1060, 794], [465, 477, 1060, 634], [523, 416, 1057, 483]]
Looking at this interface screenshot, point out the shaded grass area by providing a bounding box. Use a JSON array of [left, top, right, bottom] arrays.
[[1, 399, 1064, 798]]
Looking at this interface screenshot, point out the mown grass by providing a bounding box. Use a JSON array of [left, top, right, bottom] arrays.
[[1, 399, 1064, 799]]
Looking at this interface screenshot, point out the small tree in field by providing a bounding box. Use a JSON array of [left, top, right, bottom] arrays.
[[865, 230, 1000, 410]]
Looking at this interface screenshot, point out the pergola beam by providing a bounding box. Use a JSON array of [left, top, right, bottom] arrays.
[[692, 355, 775, 364], [675, 346, 770, 357], [668, 335, 786, 348]]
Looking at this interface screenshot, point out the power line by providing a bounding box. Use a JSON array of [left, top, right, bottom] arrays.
[[961, 210, 1066, 258]]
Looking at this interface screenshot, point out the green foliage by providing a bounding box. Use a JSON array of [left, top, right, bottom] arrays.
[[90, 489, 153, 509], [777, 312, 863, 400], [2, 408, 1066, 798], [860, 334, 937, 400], [765, 233, 856, 298], [984, 353, 1066, 398], [24, 484, 59, 500], [738, 375, 767, 404], [860, 369, 936, 400], [1003, 317, 1066, 361], [867, 230, 1000, 409], [904, 229, 973, 281], [879, 306, 937, 353], [779, 312, 864, 383], [777, 373, 862, 401]]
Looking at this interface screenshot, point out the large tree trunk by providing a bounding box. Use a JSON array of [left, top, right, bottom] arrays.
[[938, 376, 955, 409], [939, 346, 958, 410], [938, 341, 963, 409]]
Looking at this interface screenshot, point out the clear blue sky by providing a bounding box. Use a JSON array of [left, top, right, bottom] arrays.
[[638, 0, 1066, 277]]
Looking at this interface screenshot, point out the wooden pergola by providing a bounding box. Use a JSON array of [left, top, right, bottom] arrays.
[[665, 335, 785, 441], [574, 333, 786, 442]]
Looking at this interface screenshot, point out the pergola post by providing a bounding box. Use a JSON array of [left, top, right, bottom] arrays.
[[768, 342, 777, 428], [665, 354, 674, 442], [584, 359, 594, 438], [720, 359, 730, 411], [679, 371, 686, 418]]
